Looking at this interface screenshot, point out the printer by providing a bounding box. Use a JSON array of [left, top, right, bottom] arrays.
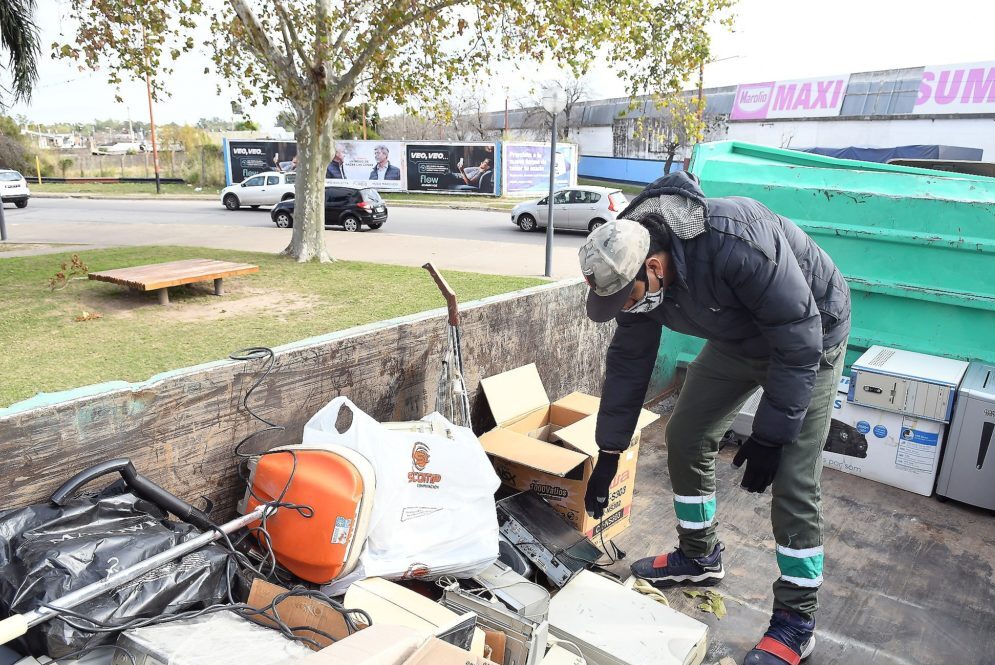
[[936, 362, 995, 510]]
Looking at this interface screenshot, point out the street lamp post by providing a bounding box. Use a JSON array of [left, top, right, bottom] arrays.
[[541, 85, 564, 278]]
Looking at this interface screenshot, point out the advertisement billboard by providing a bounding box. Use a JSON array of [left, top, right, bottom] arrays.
[[730, 75, 849, 120], [224, 139, 406, 189], [502, 142, 577, 197], [914, 61, 995, 115], [327, 140, 406, 190], [224, 139, 298, 184], [404, 143, 498, 194]]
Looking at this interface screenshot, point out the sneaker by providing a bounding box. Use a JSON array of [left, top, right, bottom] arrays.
[[743, 609, 816, 665], [629, 542, 724, 586]]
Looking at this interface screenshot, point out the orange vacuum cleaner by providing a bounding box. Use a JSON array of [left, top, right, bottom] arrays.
[[238, 443, 375, 584]]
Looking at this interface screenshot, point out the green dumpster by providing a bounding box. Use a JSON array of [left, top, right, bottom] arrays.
[[650, 140, 995, 392]]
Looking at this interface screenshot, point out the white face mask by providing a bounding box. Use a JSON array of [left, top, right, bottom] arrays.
[[623, 285, 664, 314]]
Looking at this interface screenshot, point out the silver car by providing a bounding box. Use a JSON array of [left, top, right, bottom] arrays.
[[510, 186, 629, 234]]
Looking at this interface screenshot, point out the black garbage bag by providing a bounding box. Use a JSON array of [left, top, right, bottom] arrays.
[[0, 490, 230, 658]]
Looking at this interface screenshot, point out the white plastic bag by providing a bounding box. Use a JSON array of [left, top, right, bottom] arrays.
[[302, 397, 500, 583]]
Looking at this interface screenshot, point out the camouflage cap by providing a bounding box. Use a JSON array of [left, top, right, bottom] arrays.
[[578, 220, 650, 322]]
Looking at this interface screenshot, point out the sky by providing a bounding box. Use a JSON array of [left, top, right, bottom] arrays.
[[9, 0, 995, 127]]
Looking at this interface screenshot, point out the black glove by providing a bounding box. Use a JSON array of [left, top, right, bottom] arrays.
[[585, 452, 620, 518], [732, 435, 783, 494]]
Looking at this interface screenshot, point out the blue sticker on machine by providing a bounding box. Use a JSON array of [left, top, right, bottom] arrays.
[[901, 428, 939, 446], [873, 425, 888, 438], [856, 421, 871, 435]]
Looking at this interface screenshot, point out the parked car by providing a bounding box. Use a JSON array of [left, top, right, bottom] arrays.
[[510, 186, 629, 233], [221, 171, 298, 210], [270, 186, 387, 231], [0, 169, 30, 208]]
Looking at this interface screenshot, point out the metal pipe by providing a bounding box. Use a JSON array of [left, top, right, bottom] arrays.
[[544, 112, 558, 278], [0, 506, 270, 644]]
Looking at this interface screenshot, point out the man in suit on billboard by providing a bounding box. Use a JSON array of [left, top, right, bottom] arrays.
[[370, 145, 401, 180]]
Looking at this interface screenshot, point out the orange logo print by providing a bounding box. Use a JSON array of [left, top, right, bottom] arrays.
[[411, 442, 431, 471], [408, 442, 442, 486]]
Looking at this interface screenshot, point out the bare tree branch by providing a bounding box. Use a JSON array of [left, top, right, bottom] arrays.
[[273, 0, 309, 71]]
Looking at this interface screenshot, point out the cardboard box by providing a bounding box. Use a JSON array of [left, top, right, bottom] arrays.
[[480, 364, 658, 540], [404, 637, 498, 665], [248, 578, 353, 650], [825, 376, 947, 496]]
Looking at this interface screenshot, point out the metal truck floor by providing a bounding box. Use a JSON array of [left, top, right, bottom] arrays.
[[605, 414, 995, 665]]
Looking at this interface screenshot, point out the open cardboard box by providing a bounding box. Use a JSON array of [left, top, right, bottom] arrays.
[[480, 364, 658, 540]]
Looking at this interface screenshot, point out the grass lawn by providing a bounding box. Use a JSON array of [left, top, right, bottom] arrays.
[[0, 246, 545, 408], [578, 178, 647, 195], [30, 182, 216, 196]]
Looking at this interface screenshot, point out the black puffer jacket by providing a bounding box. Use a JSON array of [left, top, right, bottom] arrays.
[[596, 171, 851, 451]]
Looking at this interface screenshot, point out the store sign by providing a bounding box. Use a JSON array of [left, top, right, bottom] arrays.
[[914, 61, 995, 114], [730, 75, 849, 120]]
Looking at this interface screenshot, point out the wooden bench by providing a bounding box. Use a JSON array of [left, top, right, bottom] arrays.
[[88, 259, 260, 305]]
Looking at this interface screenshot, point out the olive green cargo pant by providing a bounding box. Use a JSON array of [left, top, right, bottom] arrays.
[[665, 339, 846, 618]]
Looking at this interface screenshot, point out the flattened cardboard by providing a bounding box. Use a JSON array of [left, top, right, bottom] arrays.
[[479, 427, 588, 478], [248, 578, 351, 650], [556, 410, 659, 459], [481, 364, 550, 426], [296, 624, 425, 664]]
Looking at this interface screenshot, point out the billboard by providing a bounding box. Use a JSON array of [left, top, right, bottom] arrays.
[[914, 61, 995, 115], [328, 140, 405, 190], [730, 75, 849, 120], [224, 139, 298, 184], [405, 143, 498, 194], [223, 139, 406, 189], [502, 142, 577, 197]]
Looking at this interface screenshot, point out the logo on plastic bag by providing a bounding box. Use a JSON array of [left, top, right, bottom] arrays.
[[402, 563, 431, 579], [408, 441, 443, 488]]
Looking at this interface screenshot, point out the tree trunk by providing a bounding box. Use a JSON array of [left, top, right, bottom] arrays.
[[283, 107, 335, 262], [664, 146, 676, 175]]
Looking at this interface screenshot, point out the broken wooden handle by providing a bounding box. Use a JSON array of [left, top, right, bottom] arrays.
[[422, 262, 460, 326]]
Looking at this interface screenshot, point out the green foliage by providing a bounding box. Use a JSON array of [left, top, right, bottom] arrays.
[[56, 0, 737, 262], [0, 0, 41, 103], [233, 119, 259, 131]]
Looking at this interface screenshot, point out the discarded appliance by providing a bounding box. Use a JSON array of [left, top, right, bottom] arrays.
[[496, 491, 602, 588], [112, 611, 313, 665], [548, 571, 708, 665], [441, 585, 549, 665], [472, 561, 550, 621], [342, 577, 487, 657], [480, 364, 658, 541], [239, 442, 376, 584], [303, 398, 500, 582], [498, 534, 534, 577], [937, 362, 995, 510], [849, 346, 968, 422], [540, 644, 585, 665], [0, 460, 242, 658], [293, 623, 427, 665]]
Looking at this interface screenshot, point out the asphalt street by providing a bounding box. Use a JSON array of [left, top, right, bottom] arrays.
[[2, 198, 589, 279], [7, 198, 590, 249]]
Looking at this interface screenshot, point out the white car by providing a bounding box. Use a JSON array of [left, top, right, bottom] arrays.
[[510, 186, 629, 234], [0, 169, 30, 208], [221, 171, 298, 210]]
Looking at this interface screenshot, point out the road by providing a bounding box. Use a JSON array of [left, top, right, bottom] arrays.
[[9, 198, 590, 248], [2, 198, 589, 279]]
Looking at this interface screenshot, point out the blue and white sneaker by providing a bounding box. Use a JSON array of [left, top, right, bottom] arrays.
[[629, 542, 724, 587], [743, 609, 816, 665]]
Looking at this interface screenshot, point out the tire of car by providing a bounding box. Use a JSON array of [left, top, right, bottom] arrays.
[[518, 214, 537, 232], [342, 214, 361, 232], [274, 211, 293, 228], [367, 221, 384, 230], [15, 200, 27, 209], [588, 218, 607, 233], [223, 194, 240, 211]]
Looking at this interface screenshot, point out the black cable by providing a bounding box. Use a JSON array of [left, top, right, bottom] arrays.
[[54, 644, 138, 665]]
